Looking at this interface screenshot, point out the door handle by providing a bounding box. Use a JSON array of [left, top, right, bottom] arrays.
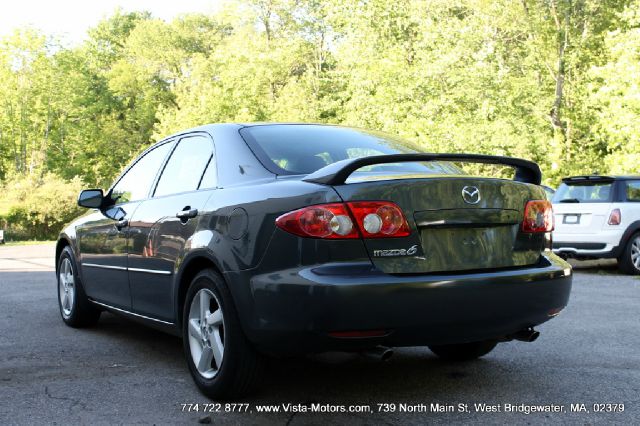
[[176, 208, 198, 222], [115, 218, 129, 231]]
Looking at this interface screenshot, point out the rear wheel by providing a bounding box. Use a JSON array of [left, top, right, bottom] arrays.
[[57, 246, 101, 327], [429, 340, 497, 361], [618, 233, 640, 275], [182, 269, 263, 399]]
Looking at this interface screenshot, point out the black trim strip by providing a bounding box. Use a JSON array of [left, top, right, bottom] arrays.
[[552, 242, 607, 250], [89, 299, 174, 325]]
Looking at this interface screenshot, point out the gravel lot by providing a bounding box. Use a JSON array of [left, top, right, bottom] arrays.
[[1, 244, 638, 425]]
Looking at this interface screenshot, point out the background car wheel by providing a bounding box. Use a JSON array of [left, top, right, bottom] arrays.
[[57, 246, 101, 327], [429, 340, 497, 361], [182, 269, 263, 399], [618, 233, 640, 275]]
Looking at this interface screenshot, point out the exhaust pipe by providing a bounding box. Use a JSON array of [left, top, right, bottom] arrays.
[[362, 345, 394, 361], [510, 328, 540, 342]]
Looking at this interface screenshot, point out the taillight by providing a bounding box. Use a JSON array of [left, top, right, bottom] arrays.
[[275, 201, 410, 239], [275, 203, 358, 239], [608, 208, 621, 225], [346, 201, 411, 237], [522, 200, 554, 233]]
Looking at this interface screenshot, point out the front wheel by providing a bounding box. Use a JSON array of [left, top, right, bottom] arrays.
[[57, 246, 101, 327], [182, 269, 263, 399], [618, 233, 640, 275], [429, 340, 497, 361]]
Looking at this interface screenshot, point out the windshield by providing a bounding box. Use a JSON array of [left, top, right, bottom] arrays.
[[552, 182, 613, 203], [239, 124, 464, 177]]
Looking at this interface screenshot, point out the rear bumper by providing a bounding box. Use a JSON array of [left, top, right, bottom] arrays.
[[226, 253, 572, 355], [552, 230, 623, 258]]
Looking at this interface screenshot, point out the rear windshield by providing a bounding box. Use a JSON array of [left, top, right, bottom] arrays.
[[552, 182, 613, 203], [239, 125, 463, 177]]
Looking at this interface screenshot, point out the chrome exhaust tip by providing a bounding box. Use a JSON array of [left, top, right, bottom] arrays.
[[362, 345, 394, 361], [511, 328, 540, 342]]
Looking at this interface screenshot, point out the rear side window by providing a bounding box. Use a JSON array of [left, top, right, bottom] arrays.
[[111, 142, 173, 204], [239, 125, 462, 176], [552, 182, 614, 203], [199, 156, 217, 189], [154, 135, 213, 197], [626, 181, 640, 201]]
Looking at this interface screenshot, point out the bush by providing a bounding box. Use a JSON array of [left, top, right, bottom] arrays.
[[0, 173, 85, 241]]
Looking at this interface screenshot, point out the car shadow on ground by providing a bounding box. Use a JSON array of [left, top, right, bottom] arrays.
[[260, 351, 495, 402], [92, 312, 518, 403], [90, 312, 185, 364]]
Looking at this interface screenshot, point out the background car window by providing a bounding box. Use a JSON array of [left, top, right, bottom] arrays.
[[154, 135, 213, 197], [111, 142, 172, 204], [552, 182, 614, 203], [626, 181, 640, 201]]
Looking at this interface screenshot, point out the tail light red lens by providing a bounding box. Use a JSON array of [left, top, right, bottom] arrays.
[[522, 200, 554, 233], [275, 203, 359, 239], [275, 201, 410, 239], [608, 208, 621, 225]]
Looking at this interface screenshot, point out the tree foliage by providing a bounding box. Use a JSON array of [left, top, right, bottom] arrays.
[[0, 1, 639, 238], [0, 173, 84, 240]]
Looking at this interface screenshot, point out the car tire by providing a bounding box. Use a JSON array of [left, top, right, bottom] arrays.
[[618, 233, 640, 275], [182, 269, 263, 400], [428, 340, 498, 361], [57, 246, 101, 327]]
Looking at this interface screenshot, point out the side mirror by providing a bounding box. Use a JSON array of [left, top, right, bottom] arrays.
[[78, 189, 104, 209]]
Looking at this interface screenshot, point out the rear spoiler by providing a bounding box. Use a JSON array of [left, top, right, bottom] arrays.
[[562, 175, 614, 183], [303, 153, 542, 186]]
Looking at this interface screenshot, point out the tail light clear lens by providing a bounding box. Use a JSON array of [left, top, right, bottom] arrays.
[[522, 200, 554, 233], [608, 208, 621, 225], [275, 201, 410, 239]]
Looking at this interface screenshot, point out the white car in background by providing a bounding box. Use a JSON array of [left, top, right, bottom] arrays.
[[552, 175, 640, 274]]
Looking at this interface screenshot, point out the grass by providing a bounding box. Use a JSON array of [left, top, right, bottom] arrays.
[[2, 240, 55, 246]]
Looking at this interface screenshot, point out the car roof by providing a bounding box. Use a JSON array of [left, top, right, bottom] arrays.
[[167, 122, 351, 140], [562, 175, 640, 182]]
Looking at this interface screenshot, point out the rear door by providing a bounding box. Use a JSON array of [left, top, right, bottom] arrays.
[[127, 133, 215, 321], [333, 174, 546, 274]]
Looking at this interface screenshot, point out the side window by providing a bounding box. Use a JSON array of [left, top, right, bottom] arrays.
[[626, 181, 640, 201], [111, 142, 173, 204], [154, 135, 213, 197], [199, 155, 217, 189]]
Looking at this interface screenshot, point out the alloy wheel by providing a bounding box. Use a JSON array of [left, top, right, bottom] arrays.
[[188, 289, 225, 379], [58, 257, 75, 318], [631, 236, 640, 270]]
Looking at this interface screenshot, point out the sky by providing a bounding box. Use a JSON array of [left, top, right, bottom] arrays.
[[0, 0, 224, 45]]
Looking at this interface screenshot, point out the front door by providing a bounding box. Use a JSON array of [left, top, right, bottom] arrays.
[[76, 205, 135, 309], [77, 140, 174, 309]]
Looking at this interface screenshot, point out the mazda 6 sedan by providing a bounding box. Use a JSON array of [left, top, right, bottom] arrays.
[[56, 123, 572, 398]]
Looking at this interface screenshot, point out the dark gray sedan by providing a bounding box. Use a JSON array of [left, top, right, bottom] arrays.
[[56, 123, 572, 399]]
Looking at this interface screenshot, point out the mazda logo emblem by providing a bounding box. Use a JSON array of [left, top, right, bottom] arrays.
[[461, 186, 481, 204]]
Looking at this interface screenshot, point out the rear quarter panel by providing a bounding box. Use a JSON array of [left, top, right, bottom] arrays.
[[196, 179, 359, 272]]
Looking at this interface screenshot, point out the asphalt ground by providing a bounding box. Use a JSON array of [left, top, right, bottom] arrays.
[[0, 243, 638, 425]]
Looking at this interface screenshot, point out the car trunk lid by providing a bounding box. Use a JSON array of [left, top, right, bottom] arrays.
[[551, 177, 616, 234], [552, 202, 612, 234], [332, 176, 546, 274]]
